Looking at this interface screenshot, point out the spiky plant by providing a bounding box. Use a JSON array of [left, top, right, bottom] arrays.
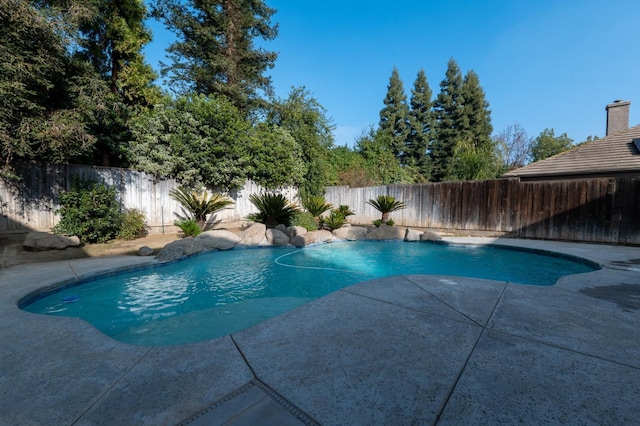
[[322, 210, 347, 231], [248, 193, 301, 228], [334, 204, 355, 218], [302, 195, 333, 217], [169, 187, 234, 224], [366, 195, 406, 223]]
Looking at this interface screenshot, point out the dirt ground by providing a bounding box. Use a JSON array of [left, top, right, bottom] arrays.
[[0, 232, 182, 269]]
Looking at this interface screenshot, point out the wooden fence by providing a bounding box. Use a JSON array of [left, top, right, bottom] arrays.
[[0, 162, 296, 234], [325, 177, 640, 245], [1, 162, 638, 244]]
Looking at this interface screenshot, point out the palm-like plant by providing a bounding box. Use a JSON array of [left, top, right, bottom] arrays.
[[302, 195, 333, 227], [170, 187, 234, 224], [334, 204, 355, 218], [248, 193, 301, 228], [366, 195, 406, 224]]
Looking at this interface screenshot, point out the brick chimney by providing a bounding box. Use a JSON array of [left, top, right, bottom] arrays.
[[606, 100, 630, 136]]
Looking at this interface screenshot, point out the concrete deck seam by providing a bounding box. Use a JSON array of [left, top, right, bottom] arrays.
[[67, 261, 79, 280], [176, 381, 256, 425], [230, 333, 258, 378], [433, 280, 508, 424], [485, 327, 640, 371], [340, 285, 485, 328], [402, 274, 509, 326], [70, 346, 154, 425], [251, 379, 320, 426]]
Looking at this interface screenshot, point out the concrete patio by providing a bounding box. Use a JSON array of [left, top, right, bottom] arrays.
[[0, 238, 639, 425]]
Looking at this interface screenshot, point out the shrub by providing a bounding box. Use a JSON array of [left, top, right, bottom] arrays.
[[117, 208, 148, 240], [290, 211, 318, 231], [335, 204, 355, 218], [54, 180, 122, 243], [247, 193, 301, 228], [169, 187, 234, 224], [372, 219, 382, 227], [174, 218, 201, 237]]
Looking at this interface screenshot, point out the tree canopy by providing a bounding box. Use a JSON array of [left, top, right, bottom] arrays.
[[530, 128, 574, 162]]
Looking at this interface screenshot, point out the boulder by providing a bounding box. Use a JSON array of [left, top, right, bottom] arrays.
[[197, 230, 242, 250], [138, 246, 154, 256], [291, 229, 336, 247], [366, 224, 405, 240], [420, 231, 442, 242], [332, 226, 368, 241], [404, 228, 424, 242], [285, 226, 307, 239], [274, 224, 287, 233], [242, 223, 267, 246], [23, 231, 80, 251], [266, 229, 290, 246], [155, 237, 203, 262]]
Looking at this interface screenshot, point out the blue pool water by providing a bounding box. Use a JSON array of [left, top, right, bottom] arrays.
[[22, 241, 597, 346]]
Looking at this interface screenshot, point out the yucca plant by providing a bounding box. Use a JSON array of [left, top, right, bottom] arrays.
[[174, 218, 201, 237], [170, 187, 234, 226], [248, 193, 301, 228], [367, 195, 406, 224]]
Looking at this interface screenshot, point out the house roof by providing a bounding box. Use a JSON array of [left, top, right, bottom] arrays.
[[504, 125, 640, 180]]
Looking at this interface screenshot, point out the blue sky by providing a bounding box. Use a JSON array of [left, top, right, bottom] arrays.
[[144, 0, 640, 148]]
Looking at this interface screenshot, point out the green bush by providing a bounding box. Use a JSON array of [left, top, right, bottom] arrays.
[[117, 208, 148, 240], [290, 211, 318, 231], [174, 218, 201, 237], [54, 180, 122, 243], [372, 219, 382, 227]]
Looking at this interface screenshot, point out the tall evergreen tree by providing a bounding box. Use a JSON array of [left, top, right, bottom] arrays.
[[378, 67, 410, 163], [432, 58, 466, 182], [407, 68, 434, 179], [154, 0, 278, 115], [461, 70, 492, 150]]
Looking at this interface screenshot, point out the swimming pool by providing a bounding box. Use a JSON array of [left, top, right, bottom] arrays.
[[22, 240, 598, 346]]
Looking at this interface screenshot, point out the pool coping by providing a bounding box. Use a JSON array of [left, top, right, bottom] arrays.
[[1, 237, 639, 424]]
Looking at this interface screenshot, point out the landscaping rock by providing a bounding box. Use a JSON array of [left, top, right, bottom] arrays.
[[421, 231, 442, 242], [366, 224, 405, 240], [155, 237, 203, 262], [332, 226, 368, 241], [285, 226, 307, 239], [197, 230, 242, 250], [23, 231, 80, 251], [274, 224, 287, 233], [291, 233, 317, 247], [242, 223, 267, 246], [404, 228, 424, 242], [138, 246, 154, 256], [314, 230, 335, 243], [266, 229, 290, 246]]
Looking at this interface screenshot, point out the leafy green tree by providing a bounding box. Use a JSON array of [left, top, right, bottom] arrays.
[[267, 87, 334, 197], [407, 68, 434, 180], [378, 67, 410, 162], [530, 128, 573, 162], [128, 93, 252, 189], [325, 145, 375, 187], [432, 58, 467, 182], [356, 127, 415, 185], [153, 0, 278, 115], [248, 124, 305, 189], [0, 1, 94, 173]]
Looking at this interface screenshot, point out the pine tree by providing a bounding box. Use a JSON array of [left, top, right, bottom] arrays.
[[461, 70, 492, 150], [154, 0, 278, 115], [432, 58, 466, 182], [407, 68, 434, 179], [378, 67, 410, 163]]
